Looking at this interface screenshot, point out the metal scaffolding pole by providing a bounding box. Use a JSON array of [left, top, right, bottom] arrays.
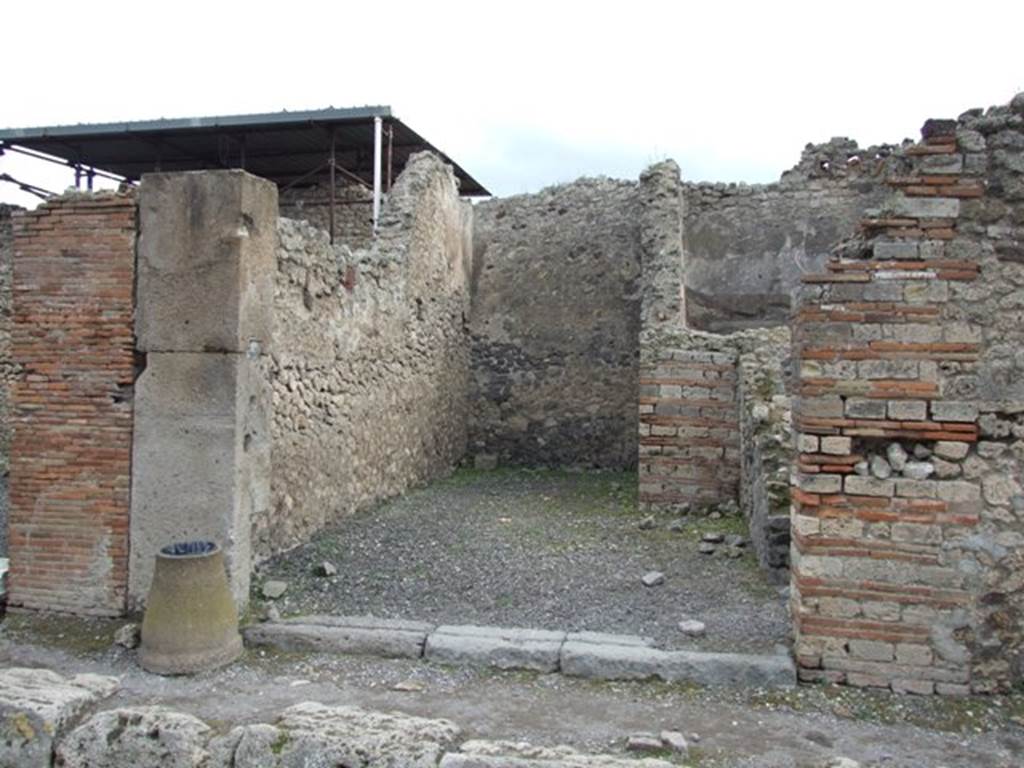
[[372, 116, 382, 234]]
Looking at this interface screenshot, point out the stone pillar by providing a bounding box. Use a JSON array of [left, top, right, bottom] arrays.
[[638, 160, 685, 336], [129, 171, 276, 610]]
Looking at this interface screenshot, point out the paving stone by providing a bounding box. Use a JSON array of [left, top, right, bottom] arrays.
[[0, 668, 120, 768], [244, 615, 433, 659], [425, 625, 566, 672]]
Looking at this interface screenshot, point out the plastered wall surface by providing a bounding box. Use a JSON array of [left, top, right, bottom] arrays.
[[264, 152, 473, 561], [683, 140, 896, 332]]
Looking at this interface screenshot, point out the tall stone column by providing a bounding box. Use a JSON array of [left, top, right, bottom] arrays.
[[129, 171, 276, 610]]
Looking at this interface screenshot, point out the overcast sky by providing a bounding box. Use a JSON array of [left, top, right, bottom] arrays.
[[2, 1, 1022, 208]]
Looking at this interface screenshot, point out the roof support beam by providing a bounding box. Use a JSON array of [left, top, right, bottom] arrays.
[[372, 116, 382, 234]]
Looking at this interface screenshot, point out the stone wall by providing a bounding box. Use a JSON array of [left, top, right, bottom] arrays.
[[791, 94, 1024, 694], [738, 330, 793, 581], [263, 152, 472, 561], [468, 178, 641, 468], [683, 139, 897, 332], [279, 181, 375, 250], [0, 205, 20, 497], [7, 193, 137, 616]]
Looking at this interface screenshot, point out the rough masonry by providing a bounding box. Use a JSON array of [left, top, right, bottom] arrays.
[[469, 178, 641, 468], [266, 152, 473, 560], [791, 96, 1024, 693]]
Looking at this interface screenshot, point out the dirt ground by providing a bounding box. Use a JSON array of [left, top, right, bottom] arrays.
[[254, 469, 790, 653], [1, 613, 1022, 768]]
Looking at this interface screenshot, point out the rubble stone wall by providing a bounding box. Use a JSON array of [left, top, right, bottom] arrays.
[[7, 193, 137, 615], [263, 152, 472, 561], [0, 204, 20, 483], [279, 181, 375, 251], [683, 140, 896, 332], [469, 179, 641, 468], [791, 95, 1024, 693]]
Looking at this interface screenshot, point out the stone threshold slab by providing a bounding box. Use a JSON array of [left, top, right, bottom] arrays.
[[243, 616, 796, 689]]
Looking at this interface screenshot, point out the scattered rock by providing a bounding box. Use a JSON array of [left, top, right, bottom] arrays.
[[870, 455, 893, 479], [114, 623, 141, 649], [678, 619, 706, 637], [725, 534, 747, 548], [667, 519, 687, 533], [659, 730, 689, 754], [725, 547, 743, 559], [638, 515, 657, 531], [902, 461, 935, 480], [887, 443, 908, 472], [392, 680, 426, 693], [832, 704, 854, 719], [804, 730, 835, 747], [262, 580, 288, 600], [626, 734, 664, 753], [56, 706, 210, 768], [698, 542, 717, 555], [315, 561, 337, 578], [701, 532, 725, 543], [708, 511, 722, 520], [262, 604, 281, 623], [828, 759, 862, 768], [641, 571, 665, 587]]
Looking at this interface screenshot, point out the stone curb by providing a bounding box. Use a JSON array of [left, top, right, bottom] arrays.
[[243, 616, 796, 688], [243, 615, 431, 659], [425, 625, 566, 672]]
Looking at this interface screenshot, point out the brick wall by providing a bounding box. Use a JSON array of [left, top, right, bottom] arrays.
[[791, 114, 1003, 693], [8, 193, 137, 616], [639, 347, 739, 511]]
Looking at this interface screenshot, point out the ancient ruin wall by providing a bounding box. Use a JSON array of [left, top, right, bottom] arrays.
[[469, 178, 641, 468], [263, 152, 472, 560], [279, 181, 375, 251], [7, 193, 137, 616], [684, 140, 896, 332], [0, 204, 21, 484], [792, 95, 1024, 693]]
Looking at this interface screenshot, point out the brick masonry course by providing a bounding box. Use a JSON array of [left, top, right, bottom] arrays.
[[7, 193, 137, 616]]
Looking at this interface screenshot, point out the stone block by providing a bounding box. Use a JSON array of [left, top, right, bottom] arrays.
[[936, 481, 981, 503], [846, 398, 888, 419], [799, 395, 844, 418], [888, 400, 927, 421], [933, 441, 970, 460], [892, 195, 961, 219], [820, 436, 852, 455], [845, 476, 895, 497], [129, 352, 270, 609], [559, 641, 795, 688], [425, 625, 566, 672], [797, 434, 820, 453], [137, 171, 277, 353], [848, 640, 894, 662], [873, 241, 920, 260], [799, 474, 842, 494], [930, 401, 978, 423], [244, 616, 433, 659]]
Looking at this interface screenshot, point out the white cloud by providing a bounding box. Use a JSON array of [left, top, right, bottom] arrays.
[[2, 0, 1022, 205]]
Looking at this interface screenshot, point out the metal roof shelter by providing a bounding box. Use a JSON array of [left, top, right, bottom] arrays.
[[0, 106, 490, 242]]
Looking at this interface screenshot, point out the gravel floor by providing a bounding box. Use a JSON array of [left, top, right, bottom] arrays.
[[255, 468, 791, 653]]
